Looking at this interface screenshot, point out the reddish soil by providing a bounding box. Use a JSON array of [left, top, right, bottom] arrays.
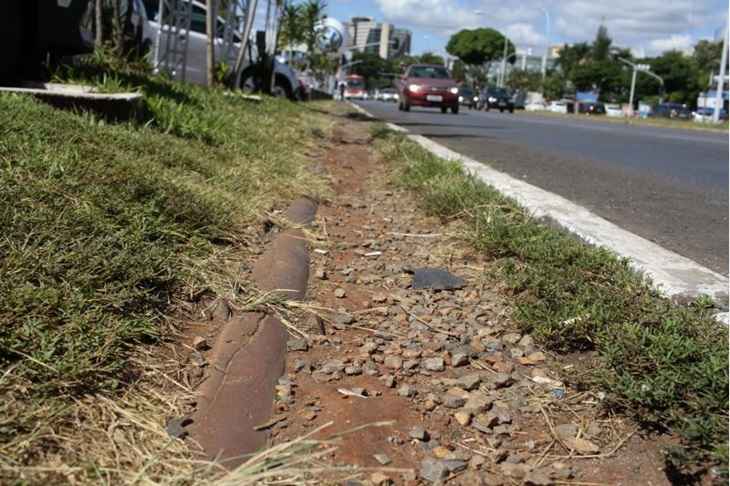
[[261, 109, 687, 485]]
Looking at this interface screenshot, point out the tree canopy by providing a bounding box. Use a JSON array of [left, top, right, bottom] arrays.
[[446, 28, 514, 67]]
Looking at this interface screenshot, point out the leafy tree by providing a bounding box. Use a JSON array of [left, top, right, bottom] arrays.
[[592, 24, 612, 62], [451, 59, 466, 82], [350, 51, 397, 89], [418, 52, 446, 66], [300, 0, 328, 61], [693, 39, 726, 89], [278, 3, 304, 54], [543, 72, 565, 100], [507, 68, 542, 91], [649, 50, 701, 105], [446, 28, 514, 73], [555, 42, 591, 77]]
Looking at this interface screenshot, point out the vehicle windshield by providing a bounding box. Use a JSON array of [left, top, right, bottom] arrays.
[[459, 87, 474, 96], [347, 79, 365, 89], [382, 88, 396, 94], [486, 88, 508, 97], [409, 66, 450, 79]]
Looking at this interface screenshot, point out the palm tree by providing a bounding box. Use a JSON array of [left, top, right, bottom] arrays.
[[278, 2, 304, 58], [300, 0, 327, 61]]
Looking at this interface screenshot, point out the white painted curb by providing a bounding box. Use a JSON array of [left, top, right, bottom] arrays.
[[350, 102, 729, 308]]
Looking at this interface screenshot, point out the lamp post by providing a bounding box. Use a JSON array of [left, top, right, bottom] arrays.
[[538, 7, 551, 80], [712, 21, 728, 123]]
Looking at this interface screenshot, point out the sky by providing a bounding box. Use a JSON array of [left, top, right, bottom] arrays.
[[326, 0, 728, 57]]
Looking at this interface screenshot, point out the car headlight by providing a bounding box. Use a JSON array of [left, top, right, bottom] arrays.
[[459, 96, 464, 102], [489, 97, 497, 103], [449, 87, 459, 94], [473, 96, 479, 102], [408, 84, 422, 93]]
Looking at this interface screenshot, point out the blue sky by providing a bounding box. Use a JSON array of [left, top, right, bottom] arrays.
[[326, 0, 727, 57]]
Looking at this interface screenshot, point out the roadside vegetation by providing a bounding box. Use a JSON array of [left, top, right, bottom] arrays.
[[0, 55, 328, 483], [373, 125, 729, 476]]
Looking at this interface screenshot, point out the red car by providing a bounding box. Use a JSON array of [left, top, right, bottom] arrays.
[[397, 64, 460, 114]]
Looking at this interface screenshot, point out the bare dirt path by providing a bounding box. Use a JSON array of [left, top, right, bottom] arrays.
[[267, 110, 675, 485]]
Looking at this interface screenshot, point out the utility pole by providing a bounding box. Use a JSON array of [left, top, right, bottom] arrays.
[[499, 36, 508, 87], [206, 0, 217, 87], [618, 58, 663, 116], [712, 21, 728, 123]]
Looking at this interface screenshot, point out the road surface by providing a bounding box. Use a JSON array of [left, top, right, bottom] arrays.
[[357, 101, 729, 275]]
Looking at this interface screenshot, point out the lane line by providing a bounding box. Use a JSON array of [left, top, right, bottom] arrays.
[[350, 102, 729, 313]]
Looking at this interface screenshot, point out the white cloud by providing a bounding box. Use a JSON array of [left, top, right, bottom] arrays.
[[649, 34, 694, 53], [372, 0, 725, 54]]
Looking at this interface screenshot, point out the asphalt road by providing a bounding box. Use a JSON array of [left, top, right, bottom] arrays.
[[357, 100, 729, 274]]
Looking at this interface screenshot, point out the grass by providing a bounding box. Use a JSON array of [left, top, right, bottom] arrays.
[[0, 54, 330, 483], [372, 124, 729, 474], [516, 109, 730, 132]]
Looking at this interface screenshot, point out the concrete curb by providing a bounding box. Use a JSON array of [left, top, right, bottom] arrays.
[[350, 102, 728, 310], [191, 198, 317, 467]]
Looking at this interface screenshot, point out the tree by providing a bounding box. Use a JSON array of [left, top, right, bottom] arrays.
[[350, 51, 391, 89], [95, 0, 103, 48], [446, 28, 514, 73], [418, 52, 445, 66], [543, 72, 565, 100], [592, 24, 612, 62], [451, 59, 466, 82], [278, 3, 304, 55], [507, 68, 542, 91], [301, 0, 328, 60]]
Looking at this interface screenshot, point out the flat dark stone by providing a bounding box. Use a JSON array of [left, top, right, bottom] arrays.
[[412, 267, 465, 290]]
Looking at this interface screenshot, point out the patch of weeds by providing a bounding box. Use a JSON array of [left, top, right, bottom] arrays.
[[373, 127, 729, 472]]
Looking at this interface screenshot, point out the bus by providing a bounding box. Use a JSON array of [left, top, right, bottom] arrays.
[[344, 74, 367, 100]]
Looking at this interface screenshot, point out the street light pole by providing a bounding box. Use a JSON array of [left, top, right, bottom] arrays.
[[539, 7, 550, 80], [712, 21, 728, 123], [618, 58, 663, 116]]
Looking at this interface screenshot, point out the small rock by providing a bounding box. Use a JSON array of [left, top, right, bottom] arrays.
[[314, 268, 327, 280], [345, 366, 362, 376], [423, 357, 445, 372], [501, 333, 522, 344], [383, 375, 396, 388], [442, 394, 466, 409], [456, 374, 482, 391], [463, 393, 492, 414], [555, 423, 579, 441], [372, 293, 388, 303], [403, 359, 420, 370], [334, 313, 355, 326], [490, 373, 513, 389], [565, 437, 600, 454], [500, 463, 530, 479], [519, 351, 546, 366], [370, 472, 392, 486], [192, 336, 208, 351], [525, 470, 553, 485], [472, 412, 499, 432], [287, 339, 309, 352], [454, 411, 472, 426], [409, 426, 429, 441], [321, 359, 345, 374], [450, 348, 469, 367], [373, 453, 392, 465], [334, 288, 347, 298], [293, 358, 308, 372], [384, 356, 403, 370], [398, 384, 415, 397], [518, 335, 535, 348], [420, 459, 449, 483]]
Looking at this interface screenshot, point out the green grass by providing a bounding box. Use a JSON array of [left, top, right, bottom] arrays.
[[0, 58, 327, 480], [373, 125, 729, 473]]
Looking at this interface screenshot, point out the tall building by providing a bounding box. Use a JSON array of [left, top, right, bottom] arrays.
[[344, 16, 411, 59]]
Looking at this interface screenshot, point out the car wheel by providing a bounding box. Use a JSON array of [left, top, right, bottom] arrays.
[[441, 107, 448, 114], [451, 105, 459, 115], [485, 104, 491, 112], [404, 102, 411, 112], [509, 107, 514, 114]]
